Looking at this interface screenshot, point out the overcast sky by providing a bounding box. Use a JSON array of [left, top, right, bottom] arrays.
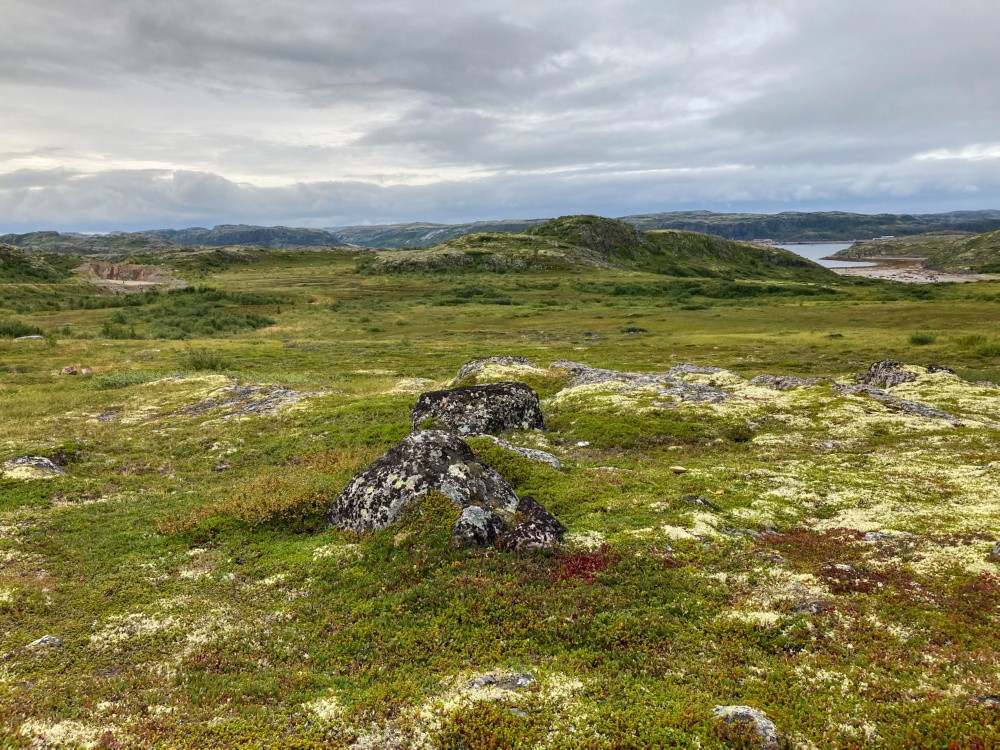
[[2, 0, 999, 232]]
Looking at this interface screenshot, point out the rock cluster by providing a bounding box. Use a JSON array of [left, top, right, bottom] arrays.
[[857, 360, 917, 388], [411, 382, 545, 435], [327, 429, 563, 551], [327, 430, 519, 534]]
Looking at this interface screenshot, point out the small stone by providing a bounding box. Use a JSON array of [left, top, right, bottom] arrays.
[[576, 441, 590, 447], [60, 365, 92, 376], [668, 466, 688, 474], [711, 705, 781, 749], [26, 635, 63, 650], [988, 541, 1000, 561], [681, 494, 721, 512], [498, 673, 536, 690], [14, 335, 44, 341], [452, 506, 504, 548], [975, 695, 1000, 708], [509, 708, 530, 718], [468, 674, 498, 688], [792, 600, 834, 615], [722, 527, 764, 540]]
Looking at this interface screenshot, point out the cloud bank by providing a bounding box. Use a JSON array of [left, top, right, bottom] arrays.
[[2, 0, 999, 231]]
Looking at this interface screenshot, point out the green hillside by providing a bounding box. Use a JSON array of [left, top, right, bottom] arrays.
[[362, 215, 835, 283], [334, 210, 1000, 248], [0, 231, 176, 256], [830, 230, 1000, 273]]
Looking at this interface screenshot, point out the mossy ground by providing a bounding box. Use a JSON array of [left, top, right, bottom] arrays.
[[2, 250, 1000, 748]]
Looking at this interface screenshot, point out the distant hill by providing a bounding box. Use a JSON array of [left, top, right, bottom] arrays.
[[0, 231, 176, 256], [620, 210, 1000, 242], [331, 219, 543, 248], [0, 243, 80, 282], [362, 214, 836, 280], [144, 224, 345, 248], [336, 210, 1000, 248], [829, 230, 1000, 273]]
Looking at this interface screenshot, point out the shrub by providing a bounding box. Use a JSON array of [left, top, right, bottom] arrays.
[[93, 371, 166, 390], [0, 319, 43, 338], [909, 332, 936, 346], [975, 342, 1000, 358], [156, 447, 380, 534], [178, 348, 228, 371]]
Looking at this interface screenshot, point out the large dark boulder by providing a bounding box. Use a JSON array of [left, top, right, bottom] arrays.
[[326, 430, 519, 534], [411, 382, 545, 436]]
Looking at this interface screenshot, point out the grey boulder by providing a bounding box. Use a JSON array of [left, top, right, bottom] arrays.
[[452, 506, 505, 547], [327, 430, 519, 534], [711, 705, 782, 749], [411, 382, 545, 436]]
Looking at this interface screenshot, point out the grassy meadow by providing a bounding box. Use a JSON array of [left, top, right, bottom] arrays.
[[2, 243, 1000, 748]]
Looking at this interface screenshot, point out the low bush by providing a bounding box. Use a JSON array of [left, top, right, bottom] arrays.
[[908, 332, 936, 345]]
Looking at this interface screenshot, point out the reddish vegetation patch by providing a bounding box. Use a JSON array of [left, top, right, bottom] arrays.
[[768, 527, 868, 567], [554, 545, 620, 583], [818, 563, 891, 594], [940, 573, 1000, 625]]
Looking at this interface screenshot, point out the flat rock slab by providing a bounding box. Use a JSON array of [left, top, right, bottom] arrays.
[[1, 456, 64, 480], [411, 382, 545, 435], [327, 430, 519, 534]]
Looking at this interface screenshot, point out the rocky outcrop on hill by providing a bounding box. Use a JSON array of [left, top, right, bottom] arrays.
[[857, 360, 917, 388], [411, 383, 545, 435]]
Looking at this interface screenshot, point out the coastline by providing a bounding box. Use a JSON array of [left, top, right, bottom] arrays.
[[823, 255, 999, 283]]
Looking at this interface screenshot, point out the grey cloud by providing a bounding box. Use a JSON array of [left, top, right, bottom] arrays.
[[1, 1, 999, 229]]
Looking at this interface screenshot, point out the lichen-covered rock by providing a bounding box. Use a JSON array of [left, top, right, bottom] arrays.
[[1, 456, 64, 480], [858, 360, 917, 388], [499, 495, 565, 552], [711, 705, 781, 749], [452, 506, 504, 547], [327, 431, 519, 533], [478, 435, 561, 470], [411, 382, 545, 435], [453, 356, 537, 384], [791, 599, 834, 615], [834, 384, 964, 425], [749, 374, 830, 391], [551, 360, 735, 403], [989, 541, 1000, 561]]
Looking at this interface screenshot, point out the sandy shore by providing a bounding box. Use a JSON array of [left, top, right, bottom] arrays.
[[825, 256, 999, 283]]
